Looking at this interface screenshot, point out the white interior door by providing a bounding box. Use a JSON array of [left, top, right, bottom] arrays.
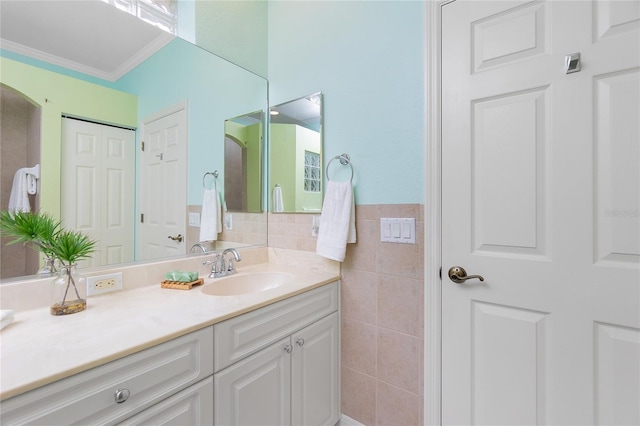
[[62, 118, 135, 267], [139, 104, 187, 260], [441, 1, 640, 424]]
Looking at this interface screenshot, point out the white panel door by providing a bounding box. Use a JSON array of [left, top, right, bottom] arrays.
[[61, 118, 135, 267], [442, 1, 640, 425], [139, 105, 187, 260]]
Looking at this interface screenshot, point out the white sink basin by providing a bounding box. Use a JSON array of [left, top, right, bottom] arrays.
[[201, 272, 295, 296]]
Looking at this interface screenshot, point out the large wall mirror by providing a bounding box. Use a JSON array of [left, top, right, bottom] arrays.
[[0, 1, 268, 280], [269, 92, 323, 213]]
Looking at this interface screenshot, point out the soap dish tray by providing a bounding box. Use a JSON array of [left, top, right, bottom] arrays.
[[161, 278, 204, 290]]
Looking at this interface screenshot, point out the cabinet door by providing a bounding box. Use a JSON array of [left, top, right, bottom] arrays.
[[214, 338, 291, 426], [118, 377, 213, 426], [291, 313, 340, 426]]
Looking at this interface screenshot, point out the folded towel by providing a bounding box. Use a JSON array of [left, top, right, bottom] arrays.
[[199, 183, 222, 241], [164, 271, 199, 282], [8, 168, 31, 214], [0, 310, 15, 331], [316, 181, 357, 262], [273, 185, 284, 212]]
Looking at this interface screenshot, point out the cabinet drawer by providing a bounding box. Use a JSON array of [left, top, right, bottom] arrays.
[[1, 327, 214, 426], [118, 377, 214, 426], [214, 282, 338, 372]]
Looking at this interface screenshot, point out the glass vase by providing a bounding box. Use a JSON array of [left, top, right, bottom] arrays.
[[38, 257, 58, 275], [50, 264, 87, 316]]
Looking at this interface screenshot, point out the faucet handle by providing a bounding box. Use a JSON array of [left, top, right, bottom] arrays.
[[207, 253, 225, 278], [227, 258, 237, 274]]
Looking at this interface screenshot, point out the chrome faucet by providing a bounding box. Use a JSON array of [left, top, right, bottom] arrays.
[[204, 248, 241, 278], [190, 243, 207, 253], [221, 248, 241, 275]]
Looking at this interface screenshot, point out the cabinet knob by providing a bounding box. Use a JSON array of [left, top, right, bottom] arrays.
[[295, 337, 305, 347], [283, 344, 293, 353], [114, 388, 130, 404]]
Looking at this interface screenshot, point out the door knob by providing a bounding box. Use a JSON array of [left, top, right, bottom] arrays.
[[448, 266, 484, 284], [168, 234, 183, 243]]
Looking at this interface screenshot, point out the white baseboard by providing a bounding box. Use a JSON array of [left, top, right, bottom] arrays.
[[338, 413, 366, 426]]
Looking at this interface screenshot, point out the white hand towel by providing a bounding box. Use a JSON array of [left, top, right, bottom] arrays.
[[316, 181, 357, 262], [8, 168, 31, 214], [199, 183, 222, 241], [273, 185, 284, 212]]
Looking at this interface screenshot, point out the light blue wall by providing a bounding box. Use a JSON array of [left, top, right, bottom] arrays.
[[194, 1, 268, 78], [112, 38, 267, 206], [268, 1, 425, 205]]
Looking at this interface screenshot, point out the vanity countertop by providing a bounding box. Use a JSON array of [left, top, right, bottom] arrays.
[[0, 262, 340, 401]]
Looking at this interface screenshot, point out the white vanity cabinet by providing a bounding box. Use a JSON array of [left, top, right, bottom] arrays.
[[118, 376, 214, 425], [213, 282, 340, 426], [0, 327, 214, 426]]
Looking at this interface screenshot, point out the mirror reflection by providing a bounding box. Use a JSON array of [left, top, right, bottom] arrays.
[[224, 111, 264, 214], [269, 92, 323, 213], [0, 4, 268, 280]]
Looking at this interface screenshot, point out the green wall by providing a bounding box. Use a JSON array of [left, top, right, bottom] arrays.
[[270, 123, 321, 212], [270, 124, 297, 212], [0, 57, 137, 220]]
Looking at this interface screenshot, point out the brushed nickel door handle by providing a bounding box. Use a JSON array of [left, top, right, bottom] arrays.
[[448, 266, 484, 284], [168, 234, 183, 243]]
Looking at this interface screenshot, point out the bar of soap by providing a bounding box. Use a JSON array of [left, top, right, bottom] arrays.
[[164, 271, 199, 282]]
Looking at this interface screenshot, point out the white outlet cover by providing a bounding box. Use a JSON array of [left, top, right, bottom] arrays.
[[188, 212, 200, 227], [87, 272, 123, 296]]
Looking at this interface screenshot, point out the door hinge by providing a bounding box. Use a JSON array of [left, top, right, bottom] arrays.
[[140, 213, 144, 223], [141, 141, 145, 151]]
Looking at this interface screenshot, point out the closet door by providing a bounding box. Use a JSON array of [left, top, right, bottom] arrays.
[[61, 118, 135, 267]]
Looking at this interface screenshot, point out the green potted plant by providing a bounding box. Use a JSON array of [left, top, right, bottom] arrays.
[[44, 229, 96, 316], [0, 211, 61, 274], [0, 211, 96, 315]]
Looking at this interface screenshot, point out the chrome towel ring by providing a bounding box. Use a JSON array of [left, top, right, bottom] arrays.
[[326, 153, 354, 183], [202, 170, 219, 189]]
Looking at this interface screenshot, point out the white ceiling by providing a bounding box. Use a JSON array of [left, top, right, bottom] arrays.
[[0, 0, 175, 81]]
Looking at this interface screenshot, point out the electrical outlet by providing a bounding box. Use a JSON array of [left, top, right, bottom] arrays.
[[87, 272, 123, 296], [188, 212, 200, 227]]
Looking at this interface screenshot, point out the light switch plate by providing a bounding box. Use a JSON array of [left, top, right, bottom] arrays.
[[380, 218, 415, 244]]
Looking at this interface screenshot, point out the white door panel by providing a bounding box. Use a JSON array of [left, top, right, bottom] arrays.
[[61, 118, 135, 267], [139, 105, 187, 261], [442, 1, 639, 424]]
